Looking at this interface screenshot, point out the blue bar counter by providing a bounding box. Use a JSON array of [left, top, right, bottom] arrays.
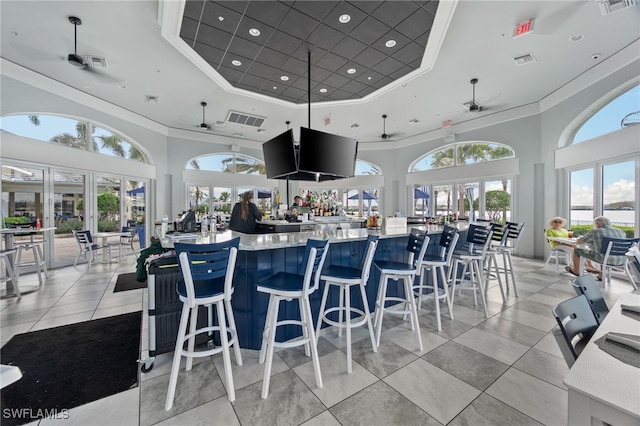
[[149, 223, 470, 350]]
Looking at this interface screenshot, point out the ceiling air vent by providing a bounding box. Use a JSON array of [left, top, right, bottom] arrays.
[[513, 53, 537, 66], [227, 111, 266, 128], [598, 0, 636, 15], [84, 56, 108, 68]]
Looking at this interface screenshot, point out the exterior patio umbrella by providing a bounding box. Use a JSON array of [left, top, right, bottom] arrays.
[[348, 191, 377, 200], [257, 189, 271, 199]]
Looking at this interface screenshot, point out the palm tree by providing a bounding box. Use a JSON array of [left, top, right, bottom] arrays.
[[221, 156, 266, 174]]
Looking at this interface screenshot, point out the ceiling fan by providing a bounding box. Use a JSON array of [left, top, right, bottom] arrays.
[[198, 102, 210, 129], [380, 114, 392, 140], [66, 16, 120, 83], [464, 78, 482, 112]]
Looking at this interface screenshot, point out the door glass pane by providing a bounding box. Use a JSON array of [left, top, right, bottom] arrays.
[[188, 185, 210, 214], [602, 160, 635, 234], [484, 179, 511, 222], [413, 185, 430, 217], [256, 188, 272, 218], [570, 169, 594, 228], [212, 187, 232, 223], [434, 184, 453, 217], [457, 182, 479, 221], [52, 170, 85, 265], [126, 180, 145, 250], [96, 175, 120, 231]]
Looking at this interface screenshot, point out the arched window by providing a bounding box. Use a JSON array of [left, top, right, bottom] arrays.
[[0, 114, 147, 162], [411, 142, 515, 172], [572, 84, 640, 144], [355, 159, 382, 175], [186, 153, 265, 174]]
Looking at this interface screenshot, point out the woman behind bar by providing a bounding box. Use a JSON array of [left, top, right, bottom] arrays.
[[229, 191, 262, 233]]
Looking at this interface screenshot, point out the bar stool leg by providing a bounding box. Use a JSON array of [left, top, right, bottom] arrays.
[[374, 274, 388, 348], [301, 296, 322, 389], [404, 276, 423, 351], [358, 281, 378, 354], [216, 299, 235, 402], [345, 284, 352, 373], [298, 299, 311, 357], [225, 298, 243, 366], [261, 295, 281, 399], [165, 304, 190, 410], [186, 304, 198, 371], [473, 260, 489, 318], [259, 295, 278, 364], [315, 281, 332, 340]]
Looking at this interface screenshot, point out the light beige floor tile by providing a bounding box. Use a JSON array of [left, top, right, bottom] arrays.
[[453, 327, 530, 365], [384, 358, 481, 424], [154, 396, 239, 426], [40, 388, 139, 426]]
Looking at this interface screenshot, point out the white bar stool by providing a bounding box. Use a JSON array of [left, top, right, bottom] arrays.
[[1, 249, 20, 299], [449, 224, 493, 318], [411, 226, 459, 331], [14, 234, 48, 286], [165, 238, 242, 410], [316, 235, 379, 373], [257, 239, 329, 399], [373, 229, 429, 351]]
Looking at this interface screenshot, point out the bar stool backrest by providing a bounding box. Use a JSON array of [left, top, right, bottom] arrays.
[[406, 228, 429, 274], [175, 238, 240, 307], [571, 274, 609, 324], [552, 294, 599, 360], [300, 239, 330, 296], [359, 234, 380, 268], [360, 236, 379, 284], [465, 224, 493, 254], [437, 225, 459, 261], [504, 221, 525, 250]]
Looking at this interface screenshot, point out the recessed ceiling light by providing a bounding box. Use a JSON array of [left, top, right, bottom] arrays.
[[232, 59, 242, 66], [218, 16, 224, 21], [234, 133, 243, 138], [249, 28, 260, 37], [435, 112, 441, 116], [401, 83, 407, 88], [350, 123, 360, 128], [367, 76, 372, 80], [347, 68, 356, 74], [280, 75, 289, 81], [145, 95, 158, 102], [273, 86, 277, 90], [339, 14, 351, 24], [385, 40, 396, 48], [319, 88, 328, 93], [569, 34, 584, 42], [119, 84, 128, 89]]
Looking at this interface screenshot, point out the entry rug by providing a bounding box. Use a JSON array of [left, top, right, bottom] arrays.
[[0, 311, 142, 426], [114, 272, 147, 292]]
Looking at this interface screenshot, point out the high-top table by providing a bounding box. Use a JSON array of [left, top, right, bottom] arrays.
[[563, 293, 640, 425], [0, 227, 56, 298]]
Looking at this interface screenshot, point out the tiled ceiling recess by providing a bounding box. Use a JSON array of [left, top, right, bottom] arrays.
[[180, 1, 439, 104]]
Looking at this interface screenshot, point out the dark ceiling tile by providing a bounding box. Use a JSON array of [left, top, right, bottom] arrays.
[[322, 72, 350, 89], [349, 1, 382, 14], [281, 56, 308, 76], [264, 30, 304, 57], [282, 85, 307, 100], [369, 75, 394, 89], [372, 29, 411, 55], [194, 41, 226, 65], [280, 8, 321, 40], [391, 41, 425, 66], [331, 36, 368, 59], [308, 92, 329, 103], [371, 1, 419, 28], [201, 3, 243, 33], [373, 55, 403, 75], [356, 86, 377, 98], [326, 88, 353, 101], [195, 23, 234, 50], [218, 65, 247, 85], [255, 47, 290, 69], [389, 65, 414, 80], [227, 36, 264, 61], [180, 17, 199, 42], [290, 77, 321, 91], [395, 7, 435, 40], [413, 30, 431, 48], [239, 73, 269, 90], [184, 0, 205, 19], [216, 1, 249, 14], [352, 46, 386, 68], [421, 0, 439, 16], [315, 52, 349, 72], [235, 16, 277, 45], [307, 66, 331, 83], [349, 16, 391, 46], [324, 2, 368, 34], [246, 62, 279, 80], [244, 1, 290, 27], [354, 68, 385, 86], [291, 1, 339, 21], [341, 79, 369, 94], [305, 24, 345, 51]]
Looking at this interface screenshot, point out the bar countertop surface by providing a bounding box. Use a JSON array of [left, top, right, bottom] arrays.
[[159, 222, 471, 250]]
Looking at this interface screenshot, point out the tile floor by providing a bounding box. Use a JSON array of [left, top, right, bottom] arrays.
[[1, 254, 637, 426]]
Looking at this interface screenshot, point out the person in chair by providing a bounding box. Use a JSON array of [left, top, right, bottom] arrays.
[[566, 216, 625, 280]]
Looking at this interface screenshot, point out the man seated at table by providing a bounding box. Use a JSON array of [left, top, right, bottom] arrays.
[[566, 216, 625, 280]]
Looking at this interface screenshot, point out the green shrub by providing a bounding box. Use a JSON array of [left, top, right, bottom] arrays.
[[4, 216, 32, 226], [55, 221, 83, 234], [570, 224, 635, 238], [98, 220, 118, 232]]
